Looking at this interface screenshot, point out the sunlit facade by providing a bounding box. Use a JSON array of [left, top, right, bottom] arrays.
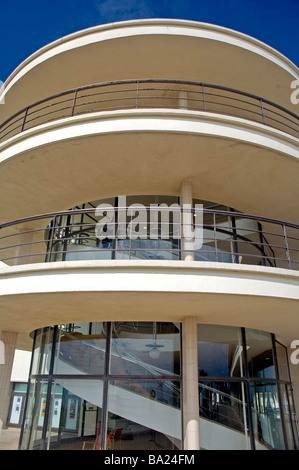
[[0, 19, 298, 450]]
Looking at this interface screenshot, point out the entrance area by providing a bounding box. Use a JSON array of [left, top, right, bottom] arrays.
[[20, 322, 182, 450]]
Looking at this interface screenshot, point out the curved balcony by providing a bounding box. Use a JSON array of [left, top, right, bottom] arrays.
[[0, 207, 298, 270], [0, 79, 298, 143]]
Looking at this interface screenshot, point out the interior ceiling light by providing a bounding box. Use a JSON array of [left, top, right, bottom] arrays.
[[146, 322, 164, 359]]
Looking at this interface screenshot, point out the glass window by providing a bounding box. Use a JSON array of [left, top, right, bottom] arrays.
[[107, 379, 181, 450], [275, 341, 291, 382], [197, 324, 244, 377], [54, 323, 107, 375], [250, 382, 285, 450], [198, 381, 251, 450], [47, 379, 104, 450], [110, 322, 181, 376], [31, 327, 55, 376], [245, 329, 275, 379], [20, 379, 49, 450]]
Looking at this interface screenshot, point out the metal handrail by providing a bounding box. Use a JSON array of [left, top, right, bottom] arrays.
[[0, 79, 298, 142], [0, 207, 298, 270]]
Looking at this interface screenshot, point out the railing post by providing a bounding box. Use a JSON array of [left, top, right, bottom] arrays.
[[202, 84, 206, 112], [260, 98, 266, 125], [46, 216, 56, 262], [213, 212, 219, 262], [282, 223, 292, 269], [21, 107, 29, 132], [136, 80, 139, 109], [257, 221, 266, 266], [71, 90, 78, 116]]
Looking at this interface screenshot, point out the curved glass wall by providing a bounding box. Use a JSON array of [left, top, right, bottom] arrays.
[[20, 322, 182, 450], [20, 322, 298, 450], [45, 195, 279, 267], [197, 325, 299, 450]]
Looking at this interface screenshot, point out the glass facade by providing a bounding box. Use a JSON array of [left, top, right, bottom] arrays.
[[45, 195, 279, 267], [20, 322, 298, 450], [20, 322, 182, 450], [197, 325, 299, 450]]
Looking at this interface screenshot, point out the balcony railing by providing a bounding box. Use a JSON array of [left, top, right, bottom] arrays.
[[0, 207, 298, 270], [0, 79, 298, 143]]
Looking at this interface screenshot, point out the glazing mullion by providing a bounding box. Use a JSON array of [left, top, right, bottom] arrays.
[[100, 322, 112, 450], [40, 326, 58, 450], [272, 334, 289, 449], [241, 328, 255, 450], [18, 330, 37, 450]]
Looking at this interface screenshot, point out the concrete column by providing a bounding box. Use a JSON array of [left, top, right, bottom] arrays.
[[182, 317, 200, 449], [0, 331, 18, 431], [180, 181, 194, 261]]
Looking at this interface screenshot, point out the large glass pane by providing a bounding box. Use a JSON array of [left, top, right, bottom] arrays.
[[54, 323, 107, 375], [279, 384, 299, 450], [106, 379, 181, 450], [47, 379, 104, 450], [245, 329, 275, 379], [286, 384, 299, 450], [197, 324, 244, 377], [110, 322, 181, 376], [20, 379, 49, 450], [250, 382, 285, 449], [198, 381, 250, 450], [275, 341, 291, 382], [31, 327, 55, 376]]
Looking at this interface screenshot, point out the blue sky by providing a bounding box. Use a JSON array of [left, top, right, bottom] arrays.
[[0, 0, 298, 82]]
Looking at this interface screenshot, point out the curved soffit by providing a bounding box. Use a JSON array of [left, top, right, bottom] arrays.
[[0, 261, 298, 345], [0, 111, 298, 224], [1, 19, 298, 121]]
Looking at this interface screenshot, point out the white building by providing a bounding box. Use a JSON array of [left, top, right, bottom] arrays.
[[0, 19, 298, 450]]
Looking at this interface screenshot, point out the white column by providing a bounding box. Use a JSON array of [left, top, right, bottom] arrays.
[[182, 317, 200, 449], [180, 181, 194, 261], [0, 331, 18, 431]]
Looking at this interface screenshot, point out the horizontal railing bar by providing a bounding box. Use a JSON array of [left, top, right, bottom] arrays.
[[0, 208, 298, 270], [1, 207, 298, 230], [0, 79, 297, 143]]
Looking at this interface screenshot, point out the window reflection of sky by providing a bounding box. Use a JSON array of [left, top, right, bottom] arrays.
[[198, 342, 232, 377]]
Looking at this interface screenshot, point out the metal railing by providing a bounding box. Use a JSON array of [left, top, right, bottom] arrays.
[[0, 207, 298, 270], [0, 79, 298, 142]]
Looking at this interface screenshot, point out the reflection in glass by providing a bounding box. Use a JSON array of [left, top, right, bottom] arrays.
[[245, 329, 275, 379], [54, 323, 107, 375], [47, 379, 104, 450], [279, 384, 299, 450], [110, 322, 181, 376], [20, 379, 49, 450], [275, 341, 290, 382], [197, 324, 244, 377], [107, 380, 181, 450], [31, 327, 55, 376], [198, 381, 250, 450], [250, 382, 284, 449]]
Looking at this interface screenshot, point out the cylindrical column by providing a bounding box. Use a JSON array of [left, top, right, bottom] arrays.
[[180, 181, 194, 261], [0, 331, 18, 431], [182, 317, 200, 449]]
